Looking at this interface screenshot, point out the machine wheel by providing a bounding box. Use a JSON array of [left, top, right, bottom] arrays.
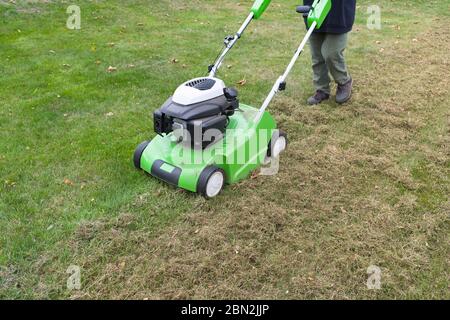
[[267, 130, 288, 159], [197, 166, 225, 199], [134, 141, 150, 170]]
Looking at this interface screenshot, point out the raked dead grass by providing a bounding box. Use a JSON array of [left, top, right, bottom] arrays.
[[0, 0, 449, 299]]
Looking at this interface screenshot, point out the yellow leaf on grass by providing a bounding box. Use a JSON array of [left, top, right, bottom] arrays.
[[63, 178, 74, 186]]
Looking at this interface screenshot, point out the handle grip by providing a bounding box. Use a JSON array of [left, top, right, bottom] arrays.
[[251, 0, 272, 19], [296, 5, 312, 18], [296, 0, 332, 29]]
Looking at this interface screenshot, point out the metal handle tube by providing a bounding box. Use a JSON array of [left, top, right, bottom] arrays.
[[254, 21, 317, 123], [209, 12, 254, 78]]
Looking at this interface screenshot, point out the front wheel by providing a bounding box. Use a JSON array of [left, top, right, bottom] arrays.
[[197, 166, 225, 199], [133, 141, 150, 170]]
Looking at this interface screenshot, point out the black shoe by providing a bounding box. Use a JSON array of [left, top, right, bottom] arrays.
[[307, 90, 330, 105], [336, 78, 353, 104]]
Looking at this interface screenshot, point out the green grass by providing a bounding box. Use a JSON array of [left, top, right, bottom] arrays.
[[0, 0, 449, 299]]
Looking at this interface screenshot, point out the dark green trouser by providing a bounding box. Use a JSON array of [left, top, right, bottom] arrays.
[[309, 32, 351, 95]]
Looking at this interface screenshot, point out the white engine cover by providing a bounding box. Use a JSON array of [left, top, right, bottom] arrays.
[[172, 77, 226, 106]]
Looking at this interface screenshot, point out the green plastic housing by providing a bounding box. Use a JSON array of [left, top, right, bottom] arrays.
[[140, 104, 277, 192], [307, 0, 332, 29], [251, 0, 272, 19]]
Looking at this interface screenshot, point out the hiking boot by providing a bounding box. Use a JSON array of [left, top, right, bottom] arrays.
[[336, 78, 353, 104], [307, 90, 330, 105]]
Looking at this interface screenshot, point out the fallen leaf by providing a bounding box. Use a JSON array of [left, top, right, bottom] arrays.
[[63, 178, 74, 186], [237, 78, 247, 86], [4, 180, 16, 187]]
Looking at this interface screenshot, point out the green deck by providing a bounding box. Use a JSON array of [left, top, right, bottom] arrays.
[[140, 104, 277, 192]]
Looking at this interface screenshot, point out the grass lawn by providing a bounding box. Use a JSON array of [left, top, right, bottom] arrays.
[[0, 0, 449, 299]]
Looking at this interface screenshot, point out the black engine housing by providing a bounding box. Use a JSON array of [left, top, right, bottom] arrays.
[[153, 87, 239, 149]]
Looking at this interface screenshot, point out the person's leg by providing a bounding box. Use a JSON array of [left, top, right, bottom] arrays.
[[307, 32, 330, 104], [321, 33, 353, 103], [321, 32, 350, 85]]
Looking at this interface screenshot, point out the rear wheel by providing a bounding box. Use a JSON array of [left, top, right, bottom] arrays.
[[197, 166, 225, 199], [134, 141, 150, 169], [267, 130, 288, 159]]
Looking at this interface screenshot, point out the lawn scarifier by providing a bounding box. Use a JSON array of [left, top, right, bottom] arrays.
[[134, 0, 332, 198]]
